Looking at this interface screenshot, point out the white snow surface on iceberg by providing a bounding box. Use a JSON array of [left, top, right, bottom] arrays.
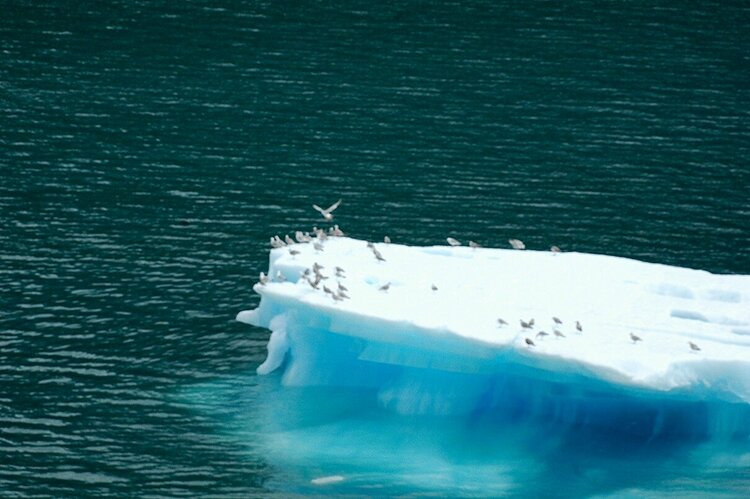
[[238, 236, 750, 430]]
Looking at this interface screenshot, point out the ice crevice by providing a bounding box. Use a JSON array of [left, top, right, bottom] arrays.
[[238, 236, 750, 439]]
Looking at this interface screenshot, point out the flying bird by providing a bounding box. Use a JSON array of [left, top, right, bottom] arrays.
[[312, 199, 342, 221], [509, 239, 525, 250]]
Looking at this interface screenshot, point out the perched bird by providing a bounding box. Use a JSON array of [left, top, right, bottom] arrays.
[[553, 329, 566, 338], [520, 319, 534, 329], [335, 266, 345, 277], [536, 331, 549, 339], [497, 318, 508, 326], [270, 236, 285, 249], [576, 321, 583, 333], [469, 241, 481, 249], [373, 248, 386, 262], [337, 282, 348, 292], [323, 285, 333, 295], [379, 282, 391, 292], [446, 237, 461, 247], [313, 241, 324, 252], [630, 333, 642, 343], [509, 239, 525, 250], [313, 262, 324, 272], [258, 272, 268, 285], [307, 277, 319, 289], [336, 290, 349, 300], [330, 225, 345, 237], [689, 341, 701, 352], [550, 246, 561, 253], [295, 231, 311, 243], [312, 199, 342, 221], [285, 235, 295, 245], [525, 338, 536, 347], [289, 249, 300, 257], [553, 317, 562, 325], [529, 319, 535, 327], [331, 293, 344, 302], [384, 236, 391, 244], [431, 284, 438, 291]]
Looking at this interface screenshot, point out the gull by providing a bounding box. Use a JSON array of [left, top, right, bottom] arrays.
[[525, 338, 536, 347], [331, 293, 344, 302], [373, 248, 386, 262], [630, 333, 642, 344], [295, 231, 311, 243], [431, 284, 438, 291], [384, 236, 391, 244], [337, 290, 349, 300], [312, 199, 342, 221], [550, 246, 561, 253], [553, 317, 562, 325], [329, 225, 345, 237], [258, 272, 268, 285], [306, 277, 319, 289], [379, 282, 391, 292], [520, 319, 534, 329], [313, 241, 324, 252], [497, 318, 508, 326], [576, 321, 583, 333], [509, 239, 525, 250], [536, 331, 549, 339], [689, 341, 701, 352], [313, 262, 324, 272], [447, 237, 461, 247], [285, 235, 295, 245], [335, 266, 345, 277], [469, 241, 481, 249], [338, 282, 348, 292], [289, 249, 300, 257], [553, 329, 566, 338], [270, 236, 285, 249], [323, 285, 333, 295]]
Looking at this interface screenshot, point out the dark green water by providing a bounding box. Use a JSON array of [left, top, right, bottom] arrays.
[[1, 1, 749, 496]]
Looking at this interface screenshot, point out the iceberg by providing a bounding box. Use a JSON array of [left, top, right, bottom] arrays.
[[237, 235, 750, 494]]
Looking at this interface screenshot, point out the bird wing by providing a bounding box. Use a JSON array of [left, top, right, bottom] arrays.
[[312, 204, 326, 214], [324, 199, 342, 213]]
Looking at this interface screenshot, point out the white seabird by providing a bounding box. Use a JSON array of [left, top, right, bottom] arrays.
[[446, 237, 461, 247], [313, 199, 342, 221], [509, 239, 525, 250]]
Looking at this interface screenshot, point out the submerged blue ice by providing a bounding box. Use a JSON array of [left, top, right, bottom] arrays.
[[237, 236, 750, 495]]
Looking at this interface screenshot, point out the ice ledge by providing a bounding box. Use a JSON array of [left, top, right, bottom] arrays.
[[238, 236, 750, 406]]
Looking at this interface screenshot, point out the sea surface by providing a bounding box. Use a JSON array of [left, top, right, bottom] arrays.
[[1, 1, 749, 497]]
